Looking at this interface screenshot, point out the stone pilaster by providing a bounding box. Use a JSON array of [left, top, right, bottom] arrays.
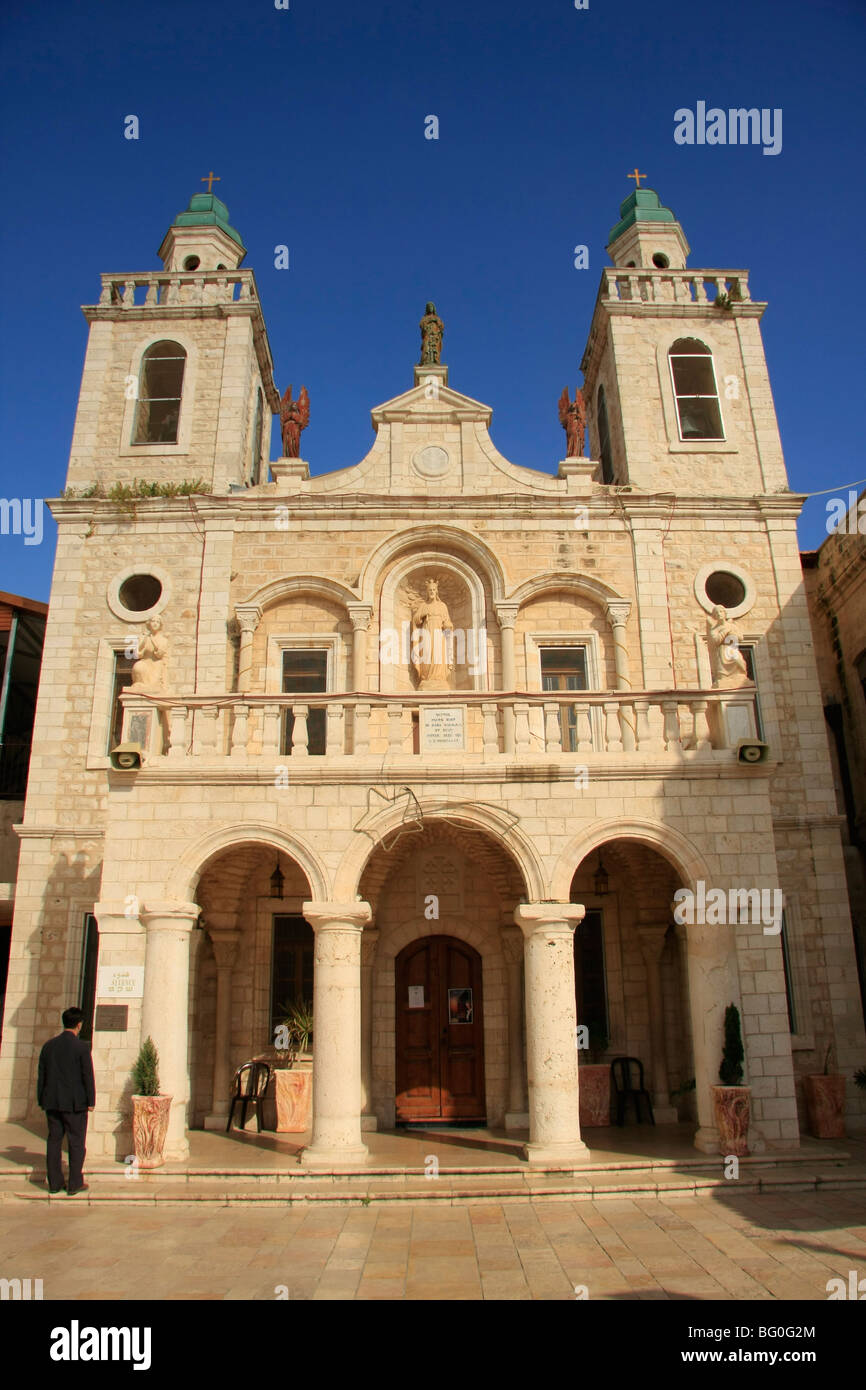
[[234, 604, 261, 693], [636, 921, 678, 1123], [495, 603, 519, 754], [203, 925, 241, 1129], [501, 926, 528, 1128], [360, 927, 380, 1131], [300, 901, 372, 1167], [347, 604, 374, 692], [514, 902, 589, 1165], [139, 901, 201, 1161]]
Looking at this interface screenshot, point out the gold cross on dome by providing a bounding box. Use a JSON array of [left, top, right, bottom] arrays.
[[200, 171, 221, 193], [627, 167, 647, 188]]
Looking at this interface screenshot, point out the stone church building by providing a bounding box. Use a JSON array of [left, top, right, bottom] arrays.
[[1, 184, 863, 1167]]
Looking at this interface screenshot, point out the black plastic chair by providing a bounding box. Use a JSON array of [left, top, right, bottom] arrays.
[[226, 1060, 271, 1133], [610, 1056, 655, 1126]]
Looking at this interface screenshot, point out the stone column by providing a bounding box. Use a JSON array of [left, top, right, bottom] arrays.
[[514, 902, 589, 1165], [203, 925, 241, 1130], [501, 926, 528, 1128], [680, 912, 741, 1153], [636, 921, 678, 1124], [606, 601, 634, 751], [139, 901, 202, 1161], [496, 603, 519, 754], [360, 928, 380, 1131], [348, 604, 373, 692], [234, 604, 262, 693], [90, 901, 147, 1158], [300, 901, 372, 1167]]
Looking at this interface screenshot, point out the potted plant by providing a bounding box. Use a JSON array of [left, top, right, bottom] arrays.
[[578, 1025, 611, 1127], [131, 1036, 172, 1169], [711, 1003, 751, 1156], [272, 1000, 314, 1133], [802, 1044, 846, 1139]]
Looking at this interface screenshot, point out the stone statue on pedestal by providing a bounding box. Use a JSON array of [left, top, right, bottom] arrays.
[[558, 386, 587, 458], [130, 616, 169, 692], [279, 384, 310, 457], [419, 303, 444, 366], [707, 606, 751, 688], [405, 577, 454, 691]]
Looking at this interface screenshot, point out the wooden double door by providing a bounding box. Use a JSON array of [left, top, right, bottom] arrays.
[[395, 936, 486, 1123]]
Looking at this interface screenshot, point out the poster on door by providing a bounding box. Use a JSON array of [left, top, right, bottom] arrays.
[[448, 987, 473, 1023], [408, 985, 425, 1009]]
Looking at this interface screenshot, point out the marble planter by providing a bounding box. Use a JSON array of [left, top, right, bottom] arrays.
[[578, 1063, 611, 1126], [275, 1063, 313, 1133], [131, 1094, 172, 1169], [803, 1074, 845, 1139], [711, 1085, 750, 1156]]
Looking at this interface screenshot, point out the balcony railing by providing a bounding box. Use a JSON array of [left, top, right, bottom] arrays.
[[95, 270, 256, 309], [120, 688, 758, 764], [601, 269, 751, 307]]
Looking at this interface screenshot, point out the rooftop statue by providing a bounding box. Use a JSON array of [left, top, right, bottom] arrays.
[[279, 384, 310, 458], [558, 386, 587, 458], [419, 302, 444, 366]]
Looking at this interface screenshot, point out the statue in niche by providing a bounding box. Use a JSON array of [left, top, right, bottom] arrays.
[[419, 302, 444, 366], [130, 615, 169, 692], [279, 384, 310, 457], [404, 577, 455, 690], [706, 605, 751, 688], [558, 386, 587, 458]]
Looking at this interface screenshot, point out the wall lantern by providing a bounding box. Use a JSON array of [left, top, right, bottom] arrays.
[[270, 858, 285, 899], [593, 853, 609, 898]]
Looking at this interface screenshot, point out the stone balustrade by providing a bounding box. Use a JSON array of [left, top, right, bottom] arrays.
[[601, 268, 751, 307], [119, 688, 757, 764], [95, 270, 256, 309]]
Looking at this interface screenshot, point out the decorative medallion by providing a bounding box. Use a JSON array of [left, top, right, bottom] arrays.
[[412, 444, 451, 479]]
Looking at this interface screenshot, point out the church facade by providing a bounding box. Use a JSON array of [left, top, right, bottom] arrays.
[[1, 185, 863, 1167]]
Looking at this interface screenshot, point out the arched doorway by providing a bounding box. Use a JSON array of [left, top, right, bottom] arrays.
[[395, 935, 485, 1123]]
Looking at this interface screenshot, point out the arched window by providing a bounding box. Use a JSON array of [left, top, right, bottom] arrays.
[[248, 390, 263, 485], [596, 384, 615, 484], [668, 338, 724, 441], [133, 340, 187, 444]]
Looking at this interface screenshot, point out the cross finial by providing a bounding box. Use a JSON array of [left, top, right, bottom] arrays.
[[201, 171, 221, 194], [627, 167, 647, 188]]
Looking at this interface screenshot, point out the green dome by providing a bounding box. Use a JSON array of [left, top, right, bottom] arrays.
[[608, 188, 677, 245], [171, 193, 244, 247]]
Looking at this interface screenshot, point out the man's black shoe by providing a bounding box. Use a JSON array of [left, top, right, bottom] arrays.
[[48, 1185, 65, 1194], [66, 1184, 89, 1196]]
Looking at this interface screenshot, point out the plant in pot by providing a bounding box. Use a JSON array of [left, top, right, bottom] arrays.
[[272, 1000, 314, 1133], [131, 1036, 172, 1169], [711, 1004, 751, 1156], [802, 1043, 846, 1139], [578, 1024, 611, 1127]]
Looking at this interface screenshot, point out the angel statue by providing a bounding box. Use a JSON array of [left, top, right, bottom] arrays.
[[706, 605, 751, 688], [558, 386, 587, 458], [279, 384, 310, 458], [403, 577, 455, 690]]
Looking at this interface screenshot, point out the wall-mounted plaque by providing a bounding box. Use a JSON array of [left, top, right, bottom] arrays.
[[97, 966, 144, 998], [94, 1005, 128, 1033], [420, 705, 466, 753], [408, 986, 425, 1009]]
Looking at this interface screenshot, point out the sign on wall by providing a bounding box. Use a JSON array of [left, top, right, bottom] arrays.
[[96, 966, 144, 998], [420, 705, 466, 753]]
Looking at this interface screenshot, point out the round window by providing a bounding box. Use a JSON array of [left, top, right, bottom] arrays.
[[183, 255, 201, 271], [652, 252, 670, 269], [704, 570, 746, 610], [118, 574, 163, 612]]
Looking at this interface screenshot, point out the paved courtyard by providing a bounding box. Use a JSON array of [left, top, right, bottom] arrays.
[[2, 1189, 864, 1300]]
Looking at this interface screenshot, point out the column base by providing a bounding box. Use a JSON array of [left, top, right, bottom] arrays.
[[360, 1115, 378, 1132], [693, 1124, 721, 1153], [505, 1112, 530, 1131], [203, 1112, 229, 1131], [163, 1137, 190, 1162], [524, 1138, 590, 1167], [300, 1143, 369, 1169]]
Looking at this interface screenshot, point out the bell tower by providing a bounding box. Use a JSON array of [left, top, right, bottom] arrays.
[[65, 187, 279, 496]]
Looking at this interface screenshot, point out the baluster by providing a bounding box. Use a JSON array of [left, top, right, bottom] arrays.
[[693, 699, 712, 754], [603, 702, 623, 753], [326, 702, 345, 756], [122, 279, 136, 308], [575, 702, 593, 752], [634, 699, 653, 751], [144, 280, 158, 306], [261, 704, 281, 758], [694, 275, 708, 304], [543, 702, 562, 755], [291, 703, 309, 756], [166, 705, 188, 760], [662, 700, 682, 752], [387, 703, 405, 753], [230, 703, 249, 759], [98, 280, 112, 306], [482, 703, 499, 757], [514, 702, 531, 754], [734, 273, 751, 303], [194, 704, 220, 756], [353, 703, 370, 755]]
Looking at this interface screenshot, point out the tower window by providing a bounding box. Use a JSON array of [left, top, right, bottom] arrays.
[[249, 390, 264, 485], [596, 384, 615, 484], [652, 252, 670, 268], [668, 338, 724, 441], [182, 255, 201, 271], [133, 340, 187, 444]]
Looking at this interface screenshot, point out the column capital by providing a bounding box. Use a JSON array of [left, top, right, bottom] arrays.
[[514, 901, 585, 937], [500, 925, 524, 965], [302, 900, 372, 931], [93, 902, 144, 934], [207, 928, 242, 970], [605, 601, 631, 629], [347, 603, 374, 632], [636, 922, 669, 964], [234, 603, 262, 635], [360, 927, 380, 966], [494, 603, 519, 631], [140, 901, 202, 932]]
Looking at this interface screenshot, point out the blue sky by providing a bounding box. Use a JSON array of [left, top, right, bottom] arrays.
[[1, 0, 864, 600]]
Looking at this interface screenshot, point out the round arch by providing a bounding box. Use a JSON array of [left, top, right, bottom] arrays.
[[333, 798, 545, 902], [167, 822, 331, 903], [508, 570, 630, 613], [237, 574, 360, 613], [357, 525, 508, 607], [550, 817, 713, 900]]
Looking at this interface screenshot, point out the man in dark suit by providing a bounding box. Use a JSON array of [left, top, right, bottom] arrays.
[[37, 1006, 96, 1195]]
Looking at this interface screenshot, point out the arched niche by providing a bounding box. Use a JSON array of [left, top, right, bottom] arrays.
[[378, 550, 490, 693]]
